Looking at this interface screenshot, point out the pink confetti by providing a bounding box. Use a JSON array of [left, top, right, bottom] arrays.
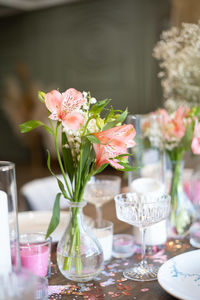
[[48, 285, 68, 295], [141, 288, 149, 292], [99, 278, 115, 287], [147, 249, 168, 264]]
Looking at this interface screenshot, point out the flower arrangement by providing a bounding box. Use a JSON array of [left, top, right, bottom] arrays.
[[20, 88, 136, 277], [143, 106, 200, 234], [153, 21, 200, 111]]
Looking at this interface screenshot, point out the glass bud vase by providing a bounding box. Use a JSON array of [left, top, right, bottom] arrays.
[[57, 200, 104, 282], [169, 159, 195, 237]]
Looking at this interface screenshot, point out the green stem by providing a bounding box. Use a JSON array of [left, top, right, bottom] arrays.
[[54, 123, 73, 198], [63, 208, 82, 274], [169, 150, 191, 234]]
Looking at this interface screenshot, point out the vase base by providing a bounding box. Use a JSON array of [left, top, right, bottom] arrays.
[[59, 267, 103, 282]]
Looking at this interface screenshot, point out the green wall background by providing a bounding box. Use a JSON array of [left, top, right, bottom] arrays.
[[0, 0, 170, 162]]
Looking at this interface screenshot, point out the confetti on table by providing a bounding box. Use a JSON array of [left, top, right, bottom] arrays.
[[116, 277, 128, 282], [48, 285, 68, 295], [111, 292, 121, 298], [141, 288, 149, 292], [122, 291, 131, 296], [100, 278, 115, 287], [147, 249, 168, 264]]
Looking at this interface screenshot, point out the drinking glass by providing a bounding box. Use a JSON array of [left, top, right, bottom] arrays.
[[84, 175, 121, 225], [114, 192, 170, 281], [19, 233, 52, 278], [92, 220, 113, 261], [0, 269, 48, 300]]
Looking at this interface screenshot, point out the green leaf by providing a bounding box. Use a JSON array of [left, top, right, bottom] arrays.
[[19, 120, 44, 133], [38, 91, 46, 103], [81, 137, 92, 172], [62, 132, 74, 182], [104, 106, 115, 123], [81, 145, 95, 179], [47, 150, 69, 199], [117, 162, 137, 172], [43, 125, 53, 135], [46, 193, 61, 238], [114, 153, 133, 159], [103, 109, 128, 130], [90, 99, 110, 114], [93, 163, 108, 175], [86, 135, 101, 144]]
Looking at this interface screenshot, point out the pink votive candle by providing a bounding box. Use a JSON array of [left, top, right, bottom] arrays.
[[19, 233, 51, 277]]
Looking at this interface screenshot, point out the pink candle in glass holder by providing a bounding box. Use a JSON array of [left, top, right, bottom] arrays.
[[19, 233, 51, 277]]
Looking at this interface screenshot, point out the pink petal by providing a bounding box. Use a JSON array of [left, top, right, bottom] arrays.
[[62, 88, 85, 112], [45, 90, 62, 113], [49, 111, 59, 120], [192, 137, 200, 154], [62, 112, 84, 130]]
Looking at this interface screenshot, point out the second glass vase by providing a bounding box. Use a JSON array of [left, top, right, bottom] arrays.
[[169, 159, 195, 236], [57, 200, 104, 282]]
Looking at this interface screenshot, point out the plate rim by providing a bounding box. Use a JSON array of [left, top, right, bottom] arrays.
[[158, 249, 200, 300]]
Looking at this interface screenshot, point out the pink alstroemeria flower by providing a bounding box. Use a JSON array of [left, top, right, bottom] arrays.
[[45, 88, 85, 130], [92, 124, 136, 169], [192, 119, 200, 154], [159, 107, 188, 141]]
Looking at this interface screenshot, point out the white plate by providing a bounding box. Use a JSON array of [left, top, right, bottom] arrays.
[[158, 250, 200, 300], [18, 211, 93, 242]]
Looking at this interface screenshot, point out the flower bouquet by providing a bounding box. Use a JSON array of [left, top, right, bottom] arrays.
[[20, 88, 136, 281], [144, 106, 200, 235]]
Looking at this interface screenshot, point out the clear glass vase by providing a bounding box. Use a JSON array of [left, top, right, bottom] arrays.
[[57, 200, 104, 282], [169, 159, 195, 236], [127, 115, 167, 249]]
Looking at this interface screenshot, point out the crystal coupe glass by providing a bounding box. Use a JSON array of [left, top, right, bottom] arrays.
[[114, 192, 170, 281]]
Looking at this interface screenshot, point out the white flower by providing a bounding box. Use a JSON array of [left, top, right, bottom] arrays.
[[82, 91, 88, 98], [91, 97, 97, 104]]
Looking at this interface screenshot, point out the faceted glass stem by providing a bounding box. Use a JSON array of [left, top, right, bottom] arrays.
[[96, 206, 103, 227], [140, 227, 147, 268], [123, 226, 158, 281]]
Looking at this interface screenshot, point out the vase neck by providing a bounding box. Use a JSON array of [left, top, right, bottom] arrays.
[[67, 201, 86, 227], [67, 200, 86, 209], [171, 160, 184, 178]]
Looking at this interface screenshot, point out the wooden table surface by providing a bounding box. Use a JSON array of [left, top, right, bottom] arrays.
[[48, 199, 194, 300], [49, 238, 193, 300]]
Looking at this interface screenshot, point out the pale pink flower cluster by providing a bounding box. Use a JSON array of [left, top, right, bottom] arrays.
[[192, 119, 200, 154], [158, 107, 188, 142], [144, 106, 200, 154]]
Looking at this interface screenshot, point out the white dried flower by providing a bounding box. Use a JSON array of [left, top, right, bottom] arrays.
[[153, 20, 200, 111]]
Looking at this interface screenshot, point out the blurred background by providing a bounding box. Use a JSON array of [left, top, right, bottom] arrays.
[[0, 0, 199, 209]]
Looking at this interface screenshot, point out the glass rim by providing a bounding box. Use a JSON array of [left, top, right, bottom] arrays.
[[0, 161, 15, 171], [89, 174, 121, 182], [93, 219, 113, 230], [19, 232, 52, 248], [114, 192, 171, 204], [66, 199, 86, 208]]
